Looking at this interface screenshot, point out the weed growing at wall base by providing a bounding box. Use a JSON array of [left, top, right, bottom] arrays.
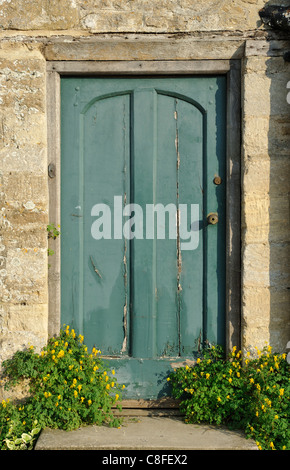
[[0, 325, 124, 450], [168, 344, 290, 450]]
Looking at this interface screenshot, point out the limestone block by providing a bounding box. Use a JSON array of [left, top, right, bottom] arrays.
[[81, 11, 143, 32], [243, 194, 290, 244], [242, 243, 270, 287], [0, 0, 79, 30], [44, 36, 245, 61], [79, 0, 266, 32], [242, 116, 270, 155], [242, 286, 290, 353], [0, 307, 47, 362], [268, 116, 290, 155], [243, 56, 290, 117]]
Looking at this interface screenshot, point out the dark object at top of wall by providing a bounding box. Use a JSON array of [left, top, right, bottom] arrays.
[[259, 5, 290, 61], [259, 5, 290, 32]]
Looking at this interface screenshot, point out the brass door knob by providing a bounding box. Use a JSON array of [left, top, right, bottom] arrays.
[[207, 212, 218, 225]]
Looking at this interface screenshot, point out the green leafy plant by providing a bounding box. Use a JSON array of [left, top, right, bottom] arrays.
[[47, 223, 60, 257], [168, 344, 290, 450], [1, 325, 124, 449], [3, 421, 41, 450]]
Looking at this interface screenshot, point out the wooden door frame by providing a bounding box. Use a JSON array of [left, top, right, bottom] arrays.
[[47, 59, 241, 353]]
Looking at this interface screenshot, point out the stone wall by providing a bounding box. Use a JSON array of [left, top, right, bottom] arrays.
[[241, 48, 290, 352], [0, 0, 289, 395]]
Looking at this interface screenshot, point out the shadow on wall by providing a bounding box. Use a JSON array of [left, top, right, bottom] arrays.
[[259, 3, 290, 352]]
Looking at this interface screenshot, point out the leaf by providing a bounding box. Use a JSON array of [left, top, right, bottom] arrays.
[[31, 427, 41, 436], [14, 438, 23, 445], [5, 440, 15, 450], [21, 433, 32, 443]]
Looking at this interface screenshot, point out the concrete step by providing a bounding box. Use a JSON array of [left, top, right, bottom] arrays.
[[34, 416, 258, 451]]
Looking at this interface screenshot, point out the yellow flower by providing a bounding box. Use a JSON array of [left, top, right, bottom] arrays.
[[23, 421, 26, 425], [274, 415, 279, 420], [74, 390, 78, 398], [111, 382, 115, 387], [217, 397, 221, 402], [270, 442, 275, 450], [54, 341, 59, 347], [77, 384, 82, 392], [112, 370, 115, 375], [196, 358, 201, 364], [122, 385, 125, 389], [167, 377, 170, 382], [71, 329, 76, 338], [115, 394, 119, 400], [228, 378, 232, 383], [57, 350, 64, 358], [106, 384, 110, 390], [80, 397, 84, 403], [206, 373, 210, 379], [279, 388, 284, 396], [88, 399, 92, 405]]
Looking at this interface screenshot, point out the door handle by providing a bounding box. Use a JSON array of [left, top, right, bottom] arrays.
[[207, 212, 218, 225]]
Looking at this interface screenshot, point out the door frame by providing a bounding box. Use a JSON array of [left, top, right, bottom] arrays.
[[47, 59, 241, 353]]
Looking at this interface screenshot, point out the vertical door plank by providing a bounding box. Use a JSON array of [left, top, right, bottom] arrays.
[[176, 97, 204, 354], [130, 88, 158, 358]]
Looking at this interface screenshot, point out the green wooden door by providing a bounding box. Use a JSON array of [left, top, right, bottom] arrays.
[[61, 77, 226, 399]]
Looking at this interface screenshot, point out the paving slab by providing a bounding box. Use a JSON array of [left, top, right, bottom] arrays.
[[35, 416, 258, 451]]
